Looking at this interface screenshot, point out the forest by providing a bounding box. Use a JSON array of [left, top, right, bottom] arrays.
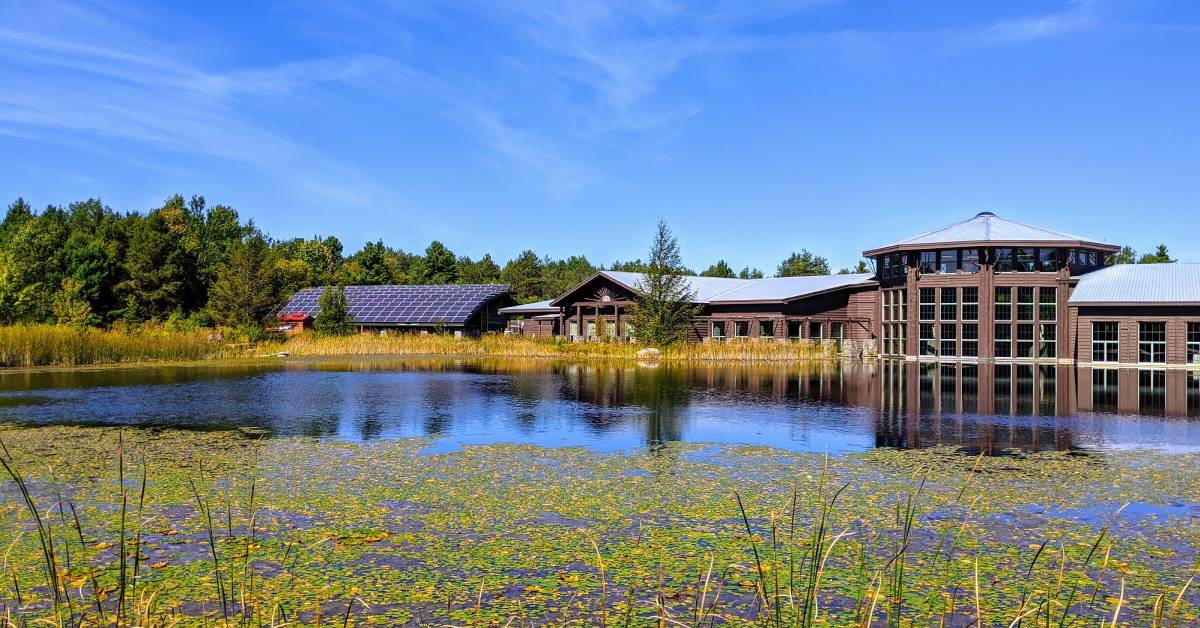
[[0, 195, 860, 335]]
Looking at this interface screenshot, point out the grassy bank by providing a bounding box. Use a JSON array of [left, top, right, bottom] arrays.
[[262, 332, 856, 362], [0, 326, 867, 369], [1, 426, 1198, 625], [0, 325, 228, 368]]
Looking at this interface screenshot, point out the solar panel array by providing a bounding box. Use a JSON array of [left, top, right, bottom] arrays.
[[280, 284, 512, 326]]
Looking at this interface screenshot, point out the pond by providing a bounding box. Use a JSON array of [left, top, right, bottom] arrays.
[[2, 357, 1198, 454]]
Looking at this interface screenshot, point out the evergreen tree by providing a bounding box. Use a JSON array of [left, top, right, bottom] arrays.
[[119, 212, 187, 320], [501, 250, 544, 302], [347, 240, 396, 285], [1106, 246, 1137, 265], [207, 235, 282, 330], [541, 255, 595, 299], [415, 241, 458, 284], [701, 260, 736, 278], [1138, 244, 1174, 264], [738, 267, 764, 279], [627, 221, 701, 346], [776, 249, 830, 277], [457, 254, 502, 284], [314, 285, 355, 335]]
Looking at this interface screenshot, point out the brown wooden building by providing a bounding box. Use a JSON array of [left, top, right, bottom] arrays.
[[503, 212, 1200, 372]]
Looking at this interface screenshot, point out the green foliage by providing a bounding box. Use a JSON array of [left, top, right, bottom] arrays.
[[627, 221, 701, 346], [415, 241, 458, 284], [457, 254, 502, 284], [51, 278, 94, 330], [739, 266, 764, 279], [314, 285, 355, 336], [346, 240, 398, 285], [1138, 244, 1174, 264], [1106, 245, 1137, 265], [501, 250, 545, 303], [206, 235, 283, 329], [701, 259, 736, 278], [776, 249, 831, 277]]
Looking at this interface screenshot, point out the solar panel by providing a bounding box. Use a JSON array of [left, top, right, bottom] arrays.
[[279, 284, 512, 326]]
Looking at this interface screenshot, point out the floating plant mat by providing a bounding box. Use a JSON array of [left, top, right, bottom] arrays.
[[1, 424, 1199, 625]]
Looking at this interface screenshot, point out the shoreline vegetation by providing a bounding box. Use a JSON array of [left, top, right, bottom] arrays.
[[0, 324, 868, 369], [1, 426, 1198, 625]]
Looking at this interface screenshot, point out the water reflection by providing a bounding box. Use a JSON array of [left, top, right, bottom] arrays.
[[1, 359, 1200, 454]]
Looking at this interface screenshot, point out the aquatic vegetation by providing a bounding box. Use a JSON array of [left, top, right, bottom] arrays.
[[268, 333, 848, 363], [0, 325, 228, 368], [0, 425, 1198, 625]]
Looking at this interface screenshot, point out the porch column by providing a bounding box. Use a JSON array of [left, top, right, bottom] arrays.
[[615, 305, 622, 341]]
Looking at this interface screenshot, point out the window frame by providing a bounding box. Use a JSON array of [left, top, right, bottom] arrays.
[[711, 320, 726, 340], [995, 287, 1012, 321], [1139, 321, 1167, 364], [1188, 322, 1200, 365], [1039, 287, 1057, 322], [758, 320, 775, 339], [940, 287, 957, 321], [919, 288, 936, 321], [995, 323, 1012, 358], [1092, 322, 1119, 363]]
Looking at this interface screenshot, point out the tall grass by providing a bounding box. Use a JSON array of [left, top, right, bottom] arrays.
[[266, 333, 863, 363], [0, 325, 226, 368]]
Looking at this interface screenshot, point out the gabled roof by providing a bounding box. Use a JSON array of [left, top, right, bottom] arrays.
[[864, 212, 1118, 256], [1068, 263, 1200, 305], [280, 284, 512, 326], [553, 270, 876, 306]]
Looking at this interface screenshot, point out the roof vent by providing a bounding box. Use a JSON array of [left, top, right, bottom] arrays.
[[975, 211, 996, 218]]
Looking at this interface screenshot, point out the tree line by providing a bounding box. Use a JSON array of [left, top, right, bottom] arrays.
[[0, 196, 862, 333]]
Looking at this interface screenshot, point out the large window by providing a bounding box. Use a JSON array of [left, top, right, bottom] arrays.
[[884, 323, 907, 356], [1039, 324, 1057, 358], [941, 323, 957, 357], [1189, 323, 1200, 365], [711, 321, 726, 340], [1014, 248, 1036, 272], [787, 320, 802, 340], [759, 320, 775, 339], [734, 320, 750, 339], [809, 322, 824, 341], [1017, 287, 1034, 321], [939, 250, 959, 273], [1039, 287, 1057, 322], [919, 288, 936, 321], [919, 251, 937, 274], [962, 323, 978, 357], [941, 287, 957, 321], [569, 320, 579, 337], [995, 287, 1012, 321], [995, 324, 1012, 358], [832, 322, 845, 341], [961, 249, 980, 273], [1038, 248, 1059, 272], [994, 249, 1013, 272], [962, 287, 979, 321], [920, 324, 936, 356], [1139, 322, 1166, 364], [1017, 324, 1035, 358], [1092, 322, 1119, 363]]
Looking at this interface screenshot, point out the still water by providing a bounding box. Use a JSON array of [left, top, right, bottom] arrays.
[[1, 358, 1199, 454]]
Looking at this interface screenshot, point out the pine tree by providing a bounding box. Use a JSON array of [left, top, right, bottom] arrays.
[[314, 285, 355, 335], [776, 249, 830, 277], [207, 235, 282, 330], [627, 221, 700, 346], [701, 260, 736, 278]]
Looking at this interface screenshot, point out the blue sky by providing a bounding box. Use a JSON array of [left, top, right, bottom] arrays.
[[1, 1, 1197, 271]]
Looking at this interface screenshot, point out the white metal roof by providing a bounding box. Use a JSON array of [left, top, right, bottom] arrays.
[[1069, 263, 1200, 305], [497, 299, 557, 315], [601, 270, 875, 303], [867, 212, 1113, 253]]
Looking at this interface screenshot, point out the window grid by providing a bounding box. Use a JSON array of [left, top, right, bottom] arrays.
[[962, 323, 978, 357], [920, 323, 936, 356], [940, 287, 957, 321], [1039, 324, 1057, 358], [940, 323, 957, 357], [1016, 323, 1035, 358], [1039, 287, 1057, 322], [995, 287, 1012, 321], [995, 324, 1012, 358], [962, 287, 979, 321], [1017, 287, 1034, 321], [1189, 323, 1200, 365], [1139, 322, 1166, 364], [1092, 322, 1119, 363], [919, 288, 936, 321]]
